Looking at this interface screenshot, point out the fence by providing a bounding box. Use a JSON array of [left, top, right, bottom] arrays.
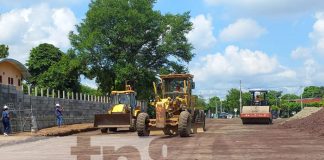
[[0, 84, 108, 133]]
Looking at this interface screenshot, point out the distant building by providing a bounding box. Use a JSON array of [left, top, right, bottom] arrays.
[[0, 58, 30, 90], [292, 98, 322, 104]]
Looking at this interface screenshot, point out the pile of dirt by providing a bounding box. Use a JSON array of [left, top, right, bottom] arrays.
[[35, 123, 97, 136], [280, 107, 324, 136], [287, 107, 322, 121]]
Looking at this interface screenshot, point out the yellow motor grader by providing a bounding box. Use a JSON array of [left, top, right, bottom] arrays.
[[94, 85, 143, 133], [136, 74, 206, 137]]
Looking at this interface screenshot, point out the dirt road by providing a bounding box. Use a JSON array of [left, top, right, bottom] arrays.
[[1, 118, 324, 160]]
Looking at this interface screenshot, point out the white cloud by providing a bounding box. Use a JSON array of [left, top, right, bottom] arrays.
[[191, 45, 293, 81], [309, 12, 324, 55], [186, 14, 217, 50], [291, 47, 312, 59], [190, 45, 298, 97], [219, 18, 266, 42], [0, 4, 77, 63], [204, 0, 324, 16]]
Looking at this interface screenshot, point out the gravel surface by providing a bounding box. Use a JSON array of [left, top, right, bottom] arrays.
[[287, 107, 322, 121], [281, 108, 324, 136]]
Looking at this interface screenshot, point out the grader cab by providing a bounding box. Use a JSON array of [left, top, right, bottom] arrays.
[[136, 74, 205, 137]]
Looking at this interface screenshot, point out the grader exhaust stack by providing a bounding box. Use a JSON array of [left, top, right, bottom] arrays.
[[240, 90, 272, 124]]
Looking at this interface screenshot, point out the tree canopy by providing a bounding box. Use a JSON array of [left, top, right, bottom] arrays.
[[26, 43, 82, 92], [0, 44, 9, 58], [69, 0, 193, 99], [302, 86, 324, 98]]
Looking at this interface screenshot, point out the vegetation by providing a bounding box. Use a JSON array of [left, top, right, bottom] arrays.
[[26, 43, 82, 92], [69, 0, 193, 100], [0, 44, 9, 58]]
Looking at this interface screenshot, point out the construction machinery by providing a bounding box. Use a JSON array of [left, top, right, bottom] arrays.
[[136, 74, 205, 137], [240, 89, 272, 124], [94, 85, 144, 133]]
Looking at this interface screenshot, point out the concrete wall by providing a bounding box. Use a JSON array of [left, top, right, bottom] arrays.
[[0, 84, 108, 133]]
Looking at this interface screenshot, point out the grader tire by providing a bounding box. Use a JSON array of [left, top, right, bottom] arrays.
[[109, 128, 117, 132], [129, 118, 136, 132], [200, 110, 206, 131], [137, 113, 150, 136], [178, 111, 192, 137], [101, 128, 108, 134]]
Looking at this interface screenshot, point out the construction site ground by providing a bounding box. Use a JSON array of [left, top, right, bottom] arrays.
[[1, 117, 324, 160]]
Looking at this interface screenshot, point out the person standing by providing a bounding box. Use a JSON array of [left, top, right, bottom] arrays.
[[55, 103, 63, 127], [2, 105, 10, 136]]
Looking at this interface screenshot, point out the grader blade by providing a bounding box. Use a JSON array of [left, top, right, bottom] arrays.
[[156, 102, 166, 128], [94, 114, 131, 128]]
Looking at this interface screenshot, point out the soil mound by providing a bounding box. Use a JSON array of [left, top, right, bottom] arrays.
[[281, 107, 324, 136], [287, 107, 322, 121], [36, 123, 96, 136]]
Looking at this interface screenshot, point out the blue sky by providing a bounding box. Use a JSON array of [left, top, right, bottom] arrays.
[[1, 0, 324, 99]]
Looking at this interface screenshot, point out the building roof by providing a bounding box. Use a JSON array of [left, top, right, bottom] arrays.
[[292, 98, 322, 104], [0, 58, 31, 79]]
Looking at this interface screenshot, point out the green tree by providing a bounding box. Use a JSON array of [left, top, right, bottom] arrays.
[[281, 94, 299, 100], [267, 90, 282, 106], [26, 43, 63, 86], [69, 0, 193, 100], [0, 44, 9, 58], [207, 96, 220, 113], [27, 44, 82, 92], [242, 92, 252, 106], [302, 86, 324, 98], [80, 85, 103, 96], [195, 96, 207, 110], [225, 88, 240, 112]]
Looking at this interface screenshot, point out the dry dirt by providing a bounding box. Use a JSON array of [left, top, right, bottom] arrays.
[[1, 118, 324, 160]]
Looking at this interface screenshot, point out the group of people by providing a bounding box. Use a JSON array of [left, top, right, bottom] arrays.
[[1, 103, 64, 136]]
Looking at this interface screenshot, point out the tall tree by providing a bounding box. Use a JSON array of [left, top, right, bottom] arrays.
[[225, 88, 240, 112], [0, 44, 9, 58], [26, 43, 63, 86], [207, 96, 220, 113], [26, 44, 81, 92], [69, 0, 193, 99], [267, 90, 282, 106]]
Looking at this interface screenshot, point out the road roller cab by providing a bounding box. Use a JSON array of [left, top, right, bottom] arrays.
[[240, 89, 272, 124]]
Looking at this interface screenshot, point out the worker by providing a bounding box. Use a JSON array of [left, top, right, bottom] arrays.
[[175, 85, 181, 92], [2, 105, 10, 136], [255, 95, 261, 105], [55, 103, 63, 127]]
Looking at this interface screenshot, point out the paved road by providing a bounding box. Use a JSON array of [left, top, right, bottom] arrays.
[[1, 118, 324, 160]]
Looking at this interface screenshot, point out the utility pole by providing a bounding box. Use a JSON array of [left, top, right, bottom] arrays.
[[300, 86, 304, 110], [239, 80, 242, 114], [215, 102, 218, 118], [221, 100, 223, 113]]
